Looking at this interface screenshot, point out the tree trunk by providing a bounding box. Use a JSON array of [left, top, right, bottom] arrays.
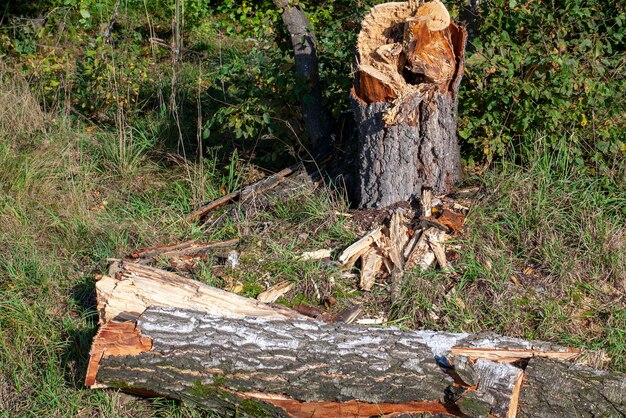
[[272, 0, 332, 155], [86, 262, 626, 417], [518, 358, 626, 417], [86, 305, 625, 418], [352, 1, 467, 208]]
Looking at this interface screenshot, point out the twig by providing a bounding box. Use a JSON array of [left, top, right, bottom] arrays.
[[187, 162, 303, 223], [105, 0, 121, 42]]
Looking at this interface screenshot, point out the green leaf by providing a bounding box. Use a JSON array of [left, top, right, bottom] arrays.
[[79, 9, 91, 19]]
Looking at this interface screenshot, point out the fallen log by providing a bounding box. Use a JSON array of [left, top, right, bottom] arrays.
[[87, 262, 626, 417]]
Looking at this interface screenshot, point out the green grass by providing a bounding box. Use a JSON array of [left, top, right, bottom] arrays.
[[0, 101, 239, 415], [392, 142, 626, 371]]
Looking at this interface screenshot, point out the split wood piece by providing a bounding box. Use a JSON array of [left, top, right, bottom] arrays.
[[337, 227, 383, 268], [507, 371, 524, 418], [187, 162, 303, 222], [256, 281, 294, 304], [96, 261, 305, 324], [450, 347, 581, 364], [298, 249, 332, 261], [359, 250, 384, 291], [387, 209, 410, 269], [426, 228, 449, 270], [405, 227, 437, 271], [422, 189, 433, 217], [404, 14, 455, 92], [129, 238, 239, 261]]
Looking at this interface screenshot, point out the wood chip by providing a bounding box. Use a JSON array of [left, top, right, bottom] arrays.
[[359, 250, 384, 291], [299, 249, 332, 261], [338, 227, 383, 268], [257, 281, 294, 304]]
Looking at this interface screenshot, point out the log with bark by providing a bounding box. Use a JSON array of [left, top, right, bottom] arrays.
[[352, 0, 467, 208], [86, 262, 626, 417]]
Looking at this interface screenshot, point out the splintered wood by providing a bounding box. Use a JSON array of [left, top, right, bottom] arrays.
[[339, 190, 468, 291]]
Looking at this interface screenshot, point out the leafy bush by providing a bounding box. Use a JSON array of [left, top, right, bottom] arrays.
[[456, 0, 626, 174]]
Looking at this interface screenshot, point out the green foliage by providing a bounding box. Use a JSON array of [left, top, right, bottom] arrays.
[[457, 0, 626, 173]]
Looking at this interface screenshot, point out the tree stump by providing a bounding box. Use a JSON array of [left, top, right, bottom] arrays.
[[352, 1, 467, 208]]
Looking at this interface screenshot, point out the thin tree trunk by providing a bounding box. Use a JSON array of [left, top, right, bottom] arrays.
[[272, 0, 332, 154]]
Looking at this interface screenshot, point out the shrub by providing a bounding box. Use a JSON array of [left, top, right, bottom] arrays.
[[456, 0, 626, 174]]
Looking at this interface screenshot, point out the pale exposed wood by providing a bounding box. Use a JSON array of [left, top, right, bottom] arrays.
[[299, 249, 332, 261], [96, 261, 306, 324], [506, 371, 524, 418], [355, 2, 415, 103], [416, 0, 451, 31], [403, 228, 422, 260], [359, 250, 384, 291], [450, 347, 581, 363], [388, 209, 410, 268], [257, 281, 294, 304], [405, 227, 437, 271], [426, 228, 449, 270], [338, 227, 383, 268], [422, 189, 433, 217]]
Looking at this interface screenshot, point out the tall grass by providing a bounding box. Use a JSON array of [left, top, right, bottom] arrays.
[[392, 140, 626, 370]]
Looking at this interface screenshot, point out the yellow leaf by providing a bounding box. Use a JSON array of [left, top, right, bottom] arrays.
[[581, 114, 588, 127]]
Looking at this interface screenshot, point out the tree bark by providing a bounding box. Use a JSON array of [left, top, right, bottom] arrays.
[[352, 2, 467, 208], [86, 262, 626, 417], [272, 0, 332, 154], [518, 358, 626, 417]]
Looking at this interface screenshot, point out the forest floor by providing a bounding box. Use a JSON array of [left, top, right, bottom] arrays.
[[1, 4, 625, 416], [1, 71, 625, 416]]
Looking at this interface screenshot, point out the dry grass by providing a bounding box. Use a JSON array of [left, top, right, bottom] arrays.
[[0, 63, 48, 137]]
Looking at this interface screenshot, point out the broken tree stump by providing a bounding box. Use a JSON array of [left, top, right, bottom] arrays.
[[352, 1, 467, 208]]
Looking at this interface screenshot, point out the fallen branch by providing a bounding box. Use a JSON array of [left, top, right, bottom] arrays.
[[187, 162, 303, 222], [129, 238, 239, 260]]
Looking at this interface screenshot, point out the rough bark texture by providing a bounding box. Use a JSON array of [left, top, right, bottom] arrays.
[[352, 2, 467, 208], [87, 263, 626, 417], [518, 358, 626, 417], [88, 303, 597, 418], [352, 90, 462, 208], [94, 307, 459, 416], [272, 0, 331, 154]]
